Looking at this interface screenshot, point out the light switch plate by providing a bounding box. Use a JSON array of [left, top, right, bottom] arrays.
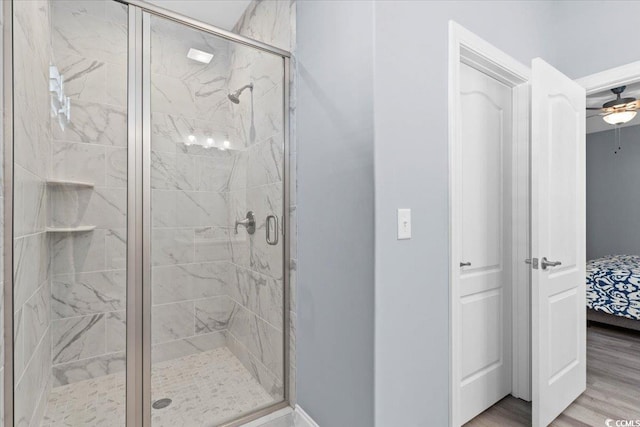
[[397, 208, 411, 240]]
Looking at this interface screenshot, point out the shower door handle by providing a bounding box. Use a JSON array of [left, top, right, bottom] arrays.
[[266, 215, 279, 246]]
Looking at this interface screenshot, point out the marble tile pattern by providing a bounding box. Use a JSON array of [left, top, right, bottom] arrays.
[[41, 347, 275, 427], [148, 18, 241, 368], [36, 4, 296, 427], [224, 0, 295, 402], [51, 351, 125, 388], [147, 1, 293, 409], [12, 1, 54, 426], [148, 10, 283, 393], [48, 0, 129, 392], [232, 0, 294, 52]]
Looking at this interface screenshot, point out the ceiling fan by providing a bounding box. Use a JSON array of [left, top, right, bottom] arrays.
[[587, 86, 639, 125]]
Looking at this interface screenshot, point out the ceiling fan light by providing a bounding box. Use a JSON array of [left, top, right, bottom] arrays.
[[603, 110, 637, 125]]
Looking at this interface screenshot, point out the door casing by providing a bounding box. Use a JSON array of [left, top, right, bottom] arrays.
[[576, 61, 640, 98], [448, 21, 531, 427], [449, 22, 640, 427]]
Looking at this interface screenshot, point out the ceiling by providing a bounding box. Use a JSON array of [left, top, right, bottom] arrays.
[[586, 81, 640, 134], [145, 0, 252, 30]]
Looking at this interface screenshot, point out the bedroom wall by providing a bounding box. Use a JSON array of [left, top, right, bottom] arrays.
[[296, 1, 556, 425], [373, 2, 554, 426], [373, 1, 640, 425], [296, 1, 375, 426], [587, 125, 640, 260], [546, 1, 640, 79]]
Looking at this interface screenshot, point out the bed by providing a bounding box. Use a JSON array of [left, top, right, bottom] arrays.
[[587, 254, 640, 331]]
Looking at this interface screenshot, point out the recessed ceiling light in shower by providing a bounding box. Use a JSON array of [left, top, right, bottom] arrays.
[[187, 48, 213, 64]]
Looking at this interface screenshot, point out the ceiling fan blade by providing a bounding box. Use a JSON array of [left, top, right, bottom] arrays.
[[587, 115, 604, 119], [586, 107, 605, 111], [626, 100, 639, 110]]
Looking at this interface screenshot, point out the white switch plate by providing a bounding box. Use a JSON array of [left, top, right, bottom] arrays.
[[397, 208, 411, 240]]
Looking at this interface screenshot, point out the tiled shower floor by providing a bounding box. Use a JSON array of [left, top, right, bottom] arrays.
[[41, 347, 275, 427]]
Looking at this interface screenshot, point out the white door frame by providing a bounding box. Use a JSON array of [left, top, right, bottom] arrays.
[[448, 21, 531, 427], [576, 60, 640, 96], [449, 28, 640, 425]]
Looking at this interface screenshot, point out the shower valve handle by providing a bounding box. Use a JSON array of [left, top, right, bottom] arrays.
[[235, 211, 256, 235]]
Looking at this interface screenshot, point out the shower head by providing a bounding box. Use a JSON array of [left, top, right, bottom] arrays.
[[228, 83, 253, 104]]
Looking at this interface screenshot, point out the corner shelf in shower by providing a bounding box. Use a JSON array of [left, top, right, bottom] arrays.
[[46, 225, 96, 233], [46, 179, 95, 188], [45, 179, 96, 234]]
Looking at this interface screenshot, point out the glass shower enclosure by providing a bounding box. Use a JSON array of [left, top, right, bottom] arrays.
[[4, 1, 290, 426]]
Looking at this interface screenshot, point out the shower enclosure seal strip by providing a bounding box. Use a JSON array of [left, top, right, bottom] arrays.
[[127, 5, 144, 427], [3, 0, 15, 425]]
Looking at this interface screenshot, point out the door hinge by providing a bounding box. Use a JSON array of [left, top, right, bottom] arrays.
[[525, 258, 539, 269]]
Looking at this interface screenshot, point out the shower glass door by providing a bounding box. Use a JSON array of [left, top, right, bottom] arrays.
[[146, 13, 286, 426], [11, 0, 129, 425], [8, 1, 287, 425]]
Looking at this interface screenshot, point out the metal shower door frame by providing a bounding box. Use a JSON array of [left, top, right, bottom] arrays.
[[126, 2, 292, 427], [2, 0, 292, 426], [3, 0, 15, 425]]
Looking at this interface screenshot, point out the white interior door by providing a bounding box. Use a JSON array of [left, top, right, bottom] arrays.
[[457, 62, 513, 425], [531, 58, 586, 427]]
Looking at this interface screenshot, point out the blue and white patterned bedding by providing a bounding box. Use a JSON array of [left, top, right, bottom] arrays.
[[587, 255, 640, 321]]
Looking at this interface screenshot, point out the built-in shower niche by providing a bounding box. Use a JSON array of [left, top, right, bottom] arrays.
[[46, 180, 96, 232]]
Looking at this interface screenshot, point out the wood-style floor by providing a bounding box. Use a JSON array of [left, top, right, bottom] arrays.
[[464, 324, 640, 426]]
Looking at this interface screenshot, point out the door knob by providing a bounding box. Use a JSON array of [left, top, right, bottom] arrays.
[[541, 257, 561, 270], [460, 262, 471, 267]]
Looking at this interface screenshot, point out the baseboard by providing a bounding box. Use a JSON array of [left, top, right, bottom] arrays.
[[295, 405, 319, 427], [241, 407, 293, 426]]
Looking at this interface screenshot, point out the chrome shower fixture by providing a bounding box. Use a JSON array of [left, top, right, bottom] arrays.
[[228, 83, 254, 104]]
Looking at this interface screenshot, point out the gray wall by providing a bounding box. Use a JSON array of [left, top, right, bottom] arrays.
[[296, 1, 375, 426], [372, 1, 640, 426], [373, 2, 553, 425], [1, 0, 638, 426], [587, 125, 640, 260], [548, 1, 640, 79]]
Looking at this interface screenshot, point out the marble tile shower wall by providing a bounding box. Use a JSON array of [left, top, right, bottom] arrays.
[[12, 1, 53, 425], [223, 0, 296, 400], [224, 50, 285, 399], [148, 1, 294, 400], [48, 1, 129, 387], [9, 0, 297, 414], [148, 19, 239, 362]]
